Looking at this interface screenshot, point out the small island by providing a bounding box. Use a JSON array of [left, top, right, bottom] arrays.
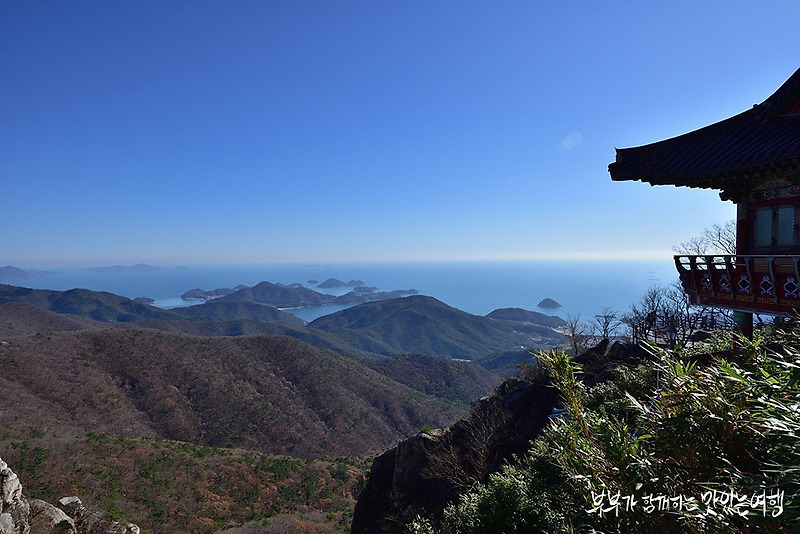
[[133, 297, 156, 305], [537, 297, 561, 309]]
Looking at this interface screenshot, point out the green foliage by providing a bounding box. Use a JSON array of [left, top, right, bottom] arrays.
[[328, 462, 351, 484], [516, 354, 547, 383], [3, 429, 370, 534], [12, 442, 56, 501], [408, 454, 572, 534], [412, 325, 800, 533], [583, 363, 657, 422]]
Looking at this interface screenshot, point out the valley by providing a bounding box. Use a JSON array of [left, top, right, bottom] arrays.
[[0, 281, 564, 532]]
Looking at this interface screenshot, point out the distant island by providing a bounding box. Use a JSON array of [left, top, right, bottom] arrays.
[[133, 297, 156, 305], [334, 289, 418, 305], [537, 297, 561, 309], [0, 265, 58, 283], [353, 286, 378, 293], [84, 264, 164, 273], [179, 280, 420, 308], [182, 285, 248, 301], [318, 278, 366, 289], [211, 281, 335, 308]]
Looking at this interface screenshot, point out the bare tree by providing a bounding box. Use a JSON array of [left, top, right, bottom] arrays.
[[623, 283, 732, 346], [593, 307, 621, 340], [622, 286, 663, 343], [422, 402, 512, 493], [563, 314, 593, 355], [704, 221, 737, 255], [673, 220, 736, 256]]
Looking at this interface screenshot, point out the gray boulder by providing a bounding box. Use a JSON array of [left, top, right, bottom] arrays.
[[28, 499, 75, 534], [0, 456, 30, 534], [0, 457, 138, 534]]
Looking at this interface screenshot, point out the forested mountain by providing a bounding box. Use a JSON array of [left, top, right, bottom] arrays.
[[0, 299, 508, 533], [0, 285, 564, 361], [485, 307, 566, 329], [308, 295, 562, 359], [216, 281, 334, 308], [0, 302, 105, 338], [0, 329, 462, 457], [364, 353, 501, 405], [170, 300, 305, 326], [0, 284, 179, 322]]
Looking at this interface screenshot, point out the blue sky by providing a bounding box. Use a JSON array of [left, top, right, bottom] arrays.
[[2, 1, 798, 266]]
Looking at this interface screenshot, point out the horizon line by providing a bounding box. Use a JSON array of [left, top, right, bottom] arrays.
[[6, 250, 675, 269]]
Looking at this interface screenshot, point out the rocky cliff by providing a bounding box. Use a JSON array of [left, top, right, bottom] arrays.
[[0, 456, 139, 534], [350, 378, 559, 533], [350, 340, 651, 533]]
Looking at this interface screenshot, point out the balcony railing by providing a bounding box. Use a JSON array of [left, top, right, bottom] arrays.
[[674, 255, 800, 315]]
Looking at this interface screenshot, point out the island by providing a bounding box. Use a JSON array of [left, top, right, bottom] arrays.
[[353, 286, 378, 293], [333, 289, 418, 305], [181, 287, 241, 301], [0, 265, 58, 283], [317, 278, 367, 289], [537, 297, 561, 309]]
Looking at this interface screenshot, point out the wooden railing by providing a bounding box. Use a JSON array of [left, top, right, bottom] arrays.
[[674, 255, 800, 315]]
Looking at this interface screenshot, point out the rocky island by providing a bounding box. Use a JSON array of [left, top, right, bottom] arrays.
[[537, 297, 561, 309]]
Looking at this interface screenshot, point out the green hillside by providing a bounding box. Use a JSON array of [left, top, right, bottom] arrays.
[[217, 281, 334, 308], [309, 295, 557, 359]]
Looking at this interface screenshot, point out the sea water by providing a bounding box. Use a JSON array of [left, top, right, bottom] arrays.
[[15, 260, 678, 323]]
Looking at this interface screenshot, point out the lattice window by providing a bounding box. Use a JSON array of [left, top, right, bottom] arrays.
[[777, 206, 795, 247], [752, 203, 800, 251], [754, 208, 773, 247]]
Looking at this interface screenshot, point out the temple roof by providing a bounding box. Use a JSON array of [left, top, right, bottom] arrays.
[[608, 68, 800, 195]]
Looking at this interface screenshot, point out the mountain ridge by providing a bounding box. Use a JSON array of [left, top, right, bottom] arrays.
[[0, 328, 467, 457], [309, 295, 562, 359]]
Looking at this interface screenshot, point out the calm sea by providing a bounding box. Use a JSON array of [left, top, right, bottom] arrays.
[[17, 260, 678, 323]]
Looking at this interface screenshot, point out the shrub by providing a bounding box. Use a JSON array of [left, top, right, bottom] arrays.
[[411, 325, 799, 532]]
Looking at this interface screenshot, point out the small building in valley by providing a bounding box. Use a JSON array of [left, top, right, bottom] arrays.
[[609, 68, 800, 336]]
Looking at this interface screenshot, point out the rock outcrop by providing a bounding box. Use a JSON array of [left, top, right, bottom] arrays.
[[28, 499, 75, 534], [351, 378, 559, 533], [573, 339, 650, 385], [1, 456, 29, 534], [351, 340, 652, 533], [0, 456, 139, 534]]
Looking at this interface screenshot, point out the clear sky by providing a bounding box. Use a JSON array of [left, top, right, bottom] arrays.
[[2, 1, 798, 266]]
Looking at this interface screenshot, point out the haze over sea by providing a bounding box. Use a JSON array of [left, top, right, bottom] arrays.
[[18, 260, 677, 323]]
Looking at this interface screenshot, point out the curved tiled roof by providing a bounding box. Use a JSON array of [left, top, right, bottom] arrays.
[[609, 68, 800, 192]]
